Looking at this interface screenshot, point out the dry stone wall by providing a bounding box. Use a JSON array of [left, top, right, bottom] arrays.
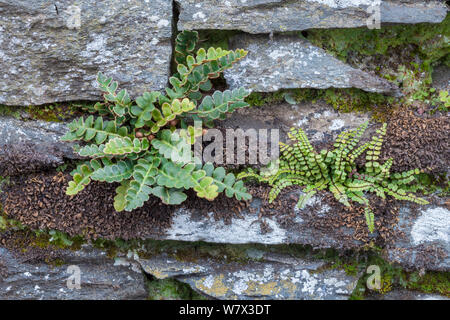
[[0, 0, 448, 300]]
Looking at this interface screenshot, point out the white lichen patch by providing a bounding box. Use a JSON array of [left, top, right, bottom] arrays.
[[329, 119, 345, 131], [308, 0, 376, 9], [166, 208, 287, 244], [156, 19, 169, 28], [411, 207, 450, 245]]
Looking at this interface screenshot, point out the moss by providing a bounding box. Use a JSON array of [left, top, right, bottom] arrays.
[[407, 271, 450, 297], [307, 16, 450, 68], [246, 87, 395, 121], [0, 105, 21, 119], [146, 276, 206, 300], [306, 17, 449, 111], [412, 173, 449, 198], [1, 101, 94, 122], [196, 30, 240, 51]]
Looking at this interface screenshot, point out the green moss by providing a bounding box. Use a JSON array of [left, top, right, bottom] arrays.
[[25, 102, 89, 122], [412, 173, 449, 197], [407, 271, 450, 296], [306, 17, 449, 111], [307, 16, 450, 68], [196, 30, 240, 51], [0, 105, 21, 119], [1, 101, 95, 122], [245, 88, 394, 121], [146, 277, 206, 300]]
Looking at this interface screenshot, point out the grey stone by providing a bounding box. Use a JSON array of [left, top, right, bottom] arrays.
[[139, 252, 359, 300], [0, 116, 78, 175], [177, 0, 448, 34], [224, 34, 400, 94], [380, 1, 448, 24], [432, 64, 450, 92], [157, 192, 363, 249], [0, 0, 172, 106], [386, 202, 450, 272], [220, 101, 374, 145], [0, 245, 147, 300], [367, 289, 450, 300]]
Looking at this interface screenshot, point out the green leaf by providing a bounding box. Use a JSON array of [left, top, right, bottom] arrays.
[[151, 130, 193, 164], [125, 156, 161, 211], [190, 88, 250, 121], [62, 116, 127, 144], [296, 189, 317, 209], [175, 31, 199, 65], [91, 160, 134, 183], [104, 137, 149, 155], [364, 207, 375, 233], [66, 160, 102, 196], [151, 186, 187, 205], [114, 180, 130, 212]]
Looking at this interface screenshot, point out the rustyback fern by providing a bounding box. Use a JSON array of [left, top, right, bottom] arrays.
[[62, 31, 252, 211], [238, 122, 428, 233]]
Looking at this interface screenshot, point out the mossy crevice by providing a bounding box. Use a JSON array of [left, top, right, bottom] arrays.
[[0, 101, 95, 122]]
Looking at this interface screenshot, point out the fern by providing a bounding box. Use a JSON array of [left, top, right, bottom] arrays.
[[61, 31, 252, 211], [238, 122, 428, 233]]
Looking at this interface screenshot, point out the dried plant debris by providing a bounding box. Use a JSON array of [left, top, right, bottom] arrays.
[[0, 172, 250, 241], [0, 229, 67, 265], [1, 172, 175, 240], [0, 143, 63, 176], [381, 108, 449, 173], [0, 170, 403, 248]]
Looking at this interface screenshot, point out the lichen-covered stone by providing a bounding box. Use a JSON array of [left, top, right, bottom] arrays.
[[386, 203, 449, 272], [368, 289, 449, 300], [0, 0, 172, 106], [0, 117, 78, 175], [224, 34, 400, 94], [0, 245, 147, 300], [220, 101, 373, 145], [177, 0, 448, 34], [139, 252, 359, 300]]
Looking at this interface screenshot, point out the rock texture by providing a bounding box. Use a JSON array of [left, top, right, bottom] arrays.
[[139, 252, 359, 300], [0, 117, 78, 175], [177, 0, 448, 34], [0, 245, 147, 300], [368, 289, 449, 300], [224, 34, 400, 94], [386, 203, 450, 272], [0, 0, 172, 105], [221, 101, 373, 145]]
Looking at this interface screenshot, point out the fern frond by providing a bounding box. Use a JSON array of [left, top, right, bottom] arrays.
[[129, 91, 160, 128], [114, 180, 130, 212], [97, 72, 132, 117], [365, 123, 387, 175], [167, 48, 248, 102], [103, 137, 150, 155], [66, 160, 102, 196], [189, 88, 250, 122], [75, 144, 107, 158], [62, 116, 128, 144], [364, 207, 375, 233], [124, 156, 161, 211], [91, 160, 134, 183], [151, 186, 188, 205], [151, 129, 193, 163], [297, 189, 317, 209], [174, 30, 199, 65]]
